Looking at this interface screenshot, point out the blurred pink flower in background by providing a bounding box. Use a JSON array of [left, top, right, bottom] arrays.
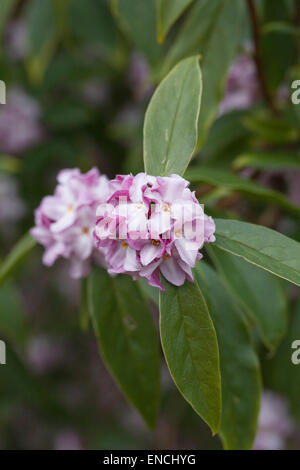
[[219, 53, 260, 115], [26, 335, 67, 374], [53, 430, 82, 450], [128, 52, 152, 102], [81, 80, 110, 107], [0, 88, 44, 154], [5, 20, 28, 61], [253, 391, 294, 450]]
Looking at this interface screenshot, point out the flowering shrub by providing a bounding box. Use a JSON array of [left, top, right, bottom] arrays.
[[1, 0, 300, 452]]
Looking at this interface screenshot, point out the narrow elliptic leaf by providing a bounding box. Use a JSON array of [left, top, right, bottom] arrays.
[[88, 268, 160, 429], [194, 263, 261, 450], [111, 0, 160, 64], [162, 0, 244, 143], [144, 56, 202, 176], [215, 219, 300, 287], [159, 277, 221, 434], [185, 166, 300, 218], [208, 246, 287, 351], [233, 151, 300, 171], [0, 233, 36, 286], [156, 0, 194, 43]]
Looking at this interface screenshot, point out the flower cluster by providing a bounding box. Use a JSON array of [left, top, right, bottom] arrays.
[[31, 168, 110, 278], [32, 169, 216, 288], [94, 173, 215, 290]]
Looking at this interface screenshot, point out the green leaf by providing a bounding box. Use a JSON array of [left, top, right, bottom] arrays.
[[88, 268, 160, 429], [200, 110, 251, 167], [69, 0, 117, 53], [25, 0, 58, 82], [194, 263, 261, 450], [159, 276, 221, 434], [144, 56, 202, 176], [261, 1, 294, 92], [0, 233, 36, 286], [207, 246, 287, 351], [111, 0, 161, 65], [138, 278, 159, 306], [185, 167, 300, 218], [233, 151, 300, 171], [262, 21, 300, 36], [243, 112, 299, 144], [162, 0, 244, 143], [215, 219, 300, 287], [156, 0, 193, 43]]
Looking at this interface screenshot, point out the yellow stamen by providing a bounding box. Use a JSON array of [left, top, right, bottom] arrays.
[[82, 227, 90, 235], [162, 203, 171, 213], [163, 254, 169, 260], [175, 229, 182, 238], [67, 205, 74, 212], [122, 241, 128, 248], [151, 239, 160, 246]]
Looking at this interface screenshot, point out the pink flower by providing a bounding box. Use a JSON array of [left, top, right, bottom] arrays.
[[31, 168, 110, 278], [94, 173, 215, 290], [0, 87, 44, 154], [219, 53, 260, 115]]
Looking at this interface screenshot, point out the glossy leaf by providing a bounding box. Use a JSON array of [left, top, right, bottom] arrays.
[[185, 167, 300, 217], [215, 219, 300, 286], [111, 0, 160, 64], [88, 268, 160, 429], [208, 245, 287, 351], [162, 0, 244, 143], [0, 233, 36, 286], [144, 56, 202, 176], [159, 276, 221, 434], [194, 263, 261, 450], [156, 0, 194, 43]]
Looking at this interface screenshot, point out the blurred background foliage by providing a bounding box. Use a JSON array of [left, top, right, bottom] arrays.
[[0, 0, 300, 449]]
